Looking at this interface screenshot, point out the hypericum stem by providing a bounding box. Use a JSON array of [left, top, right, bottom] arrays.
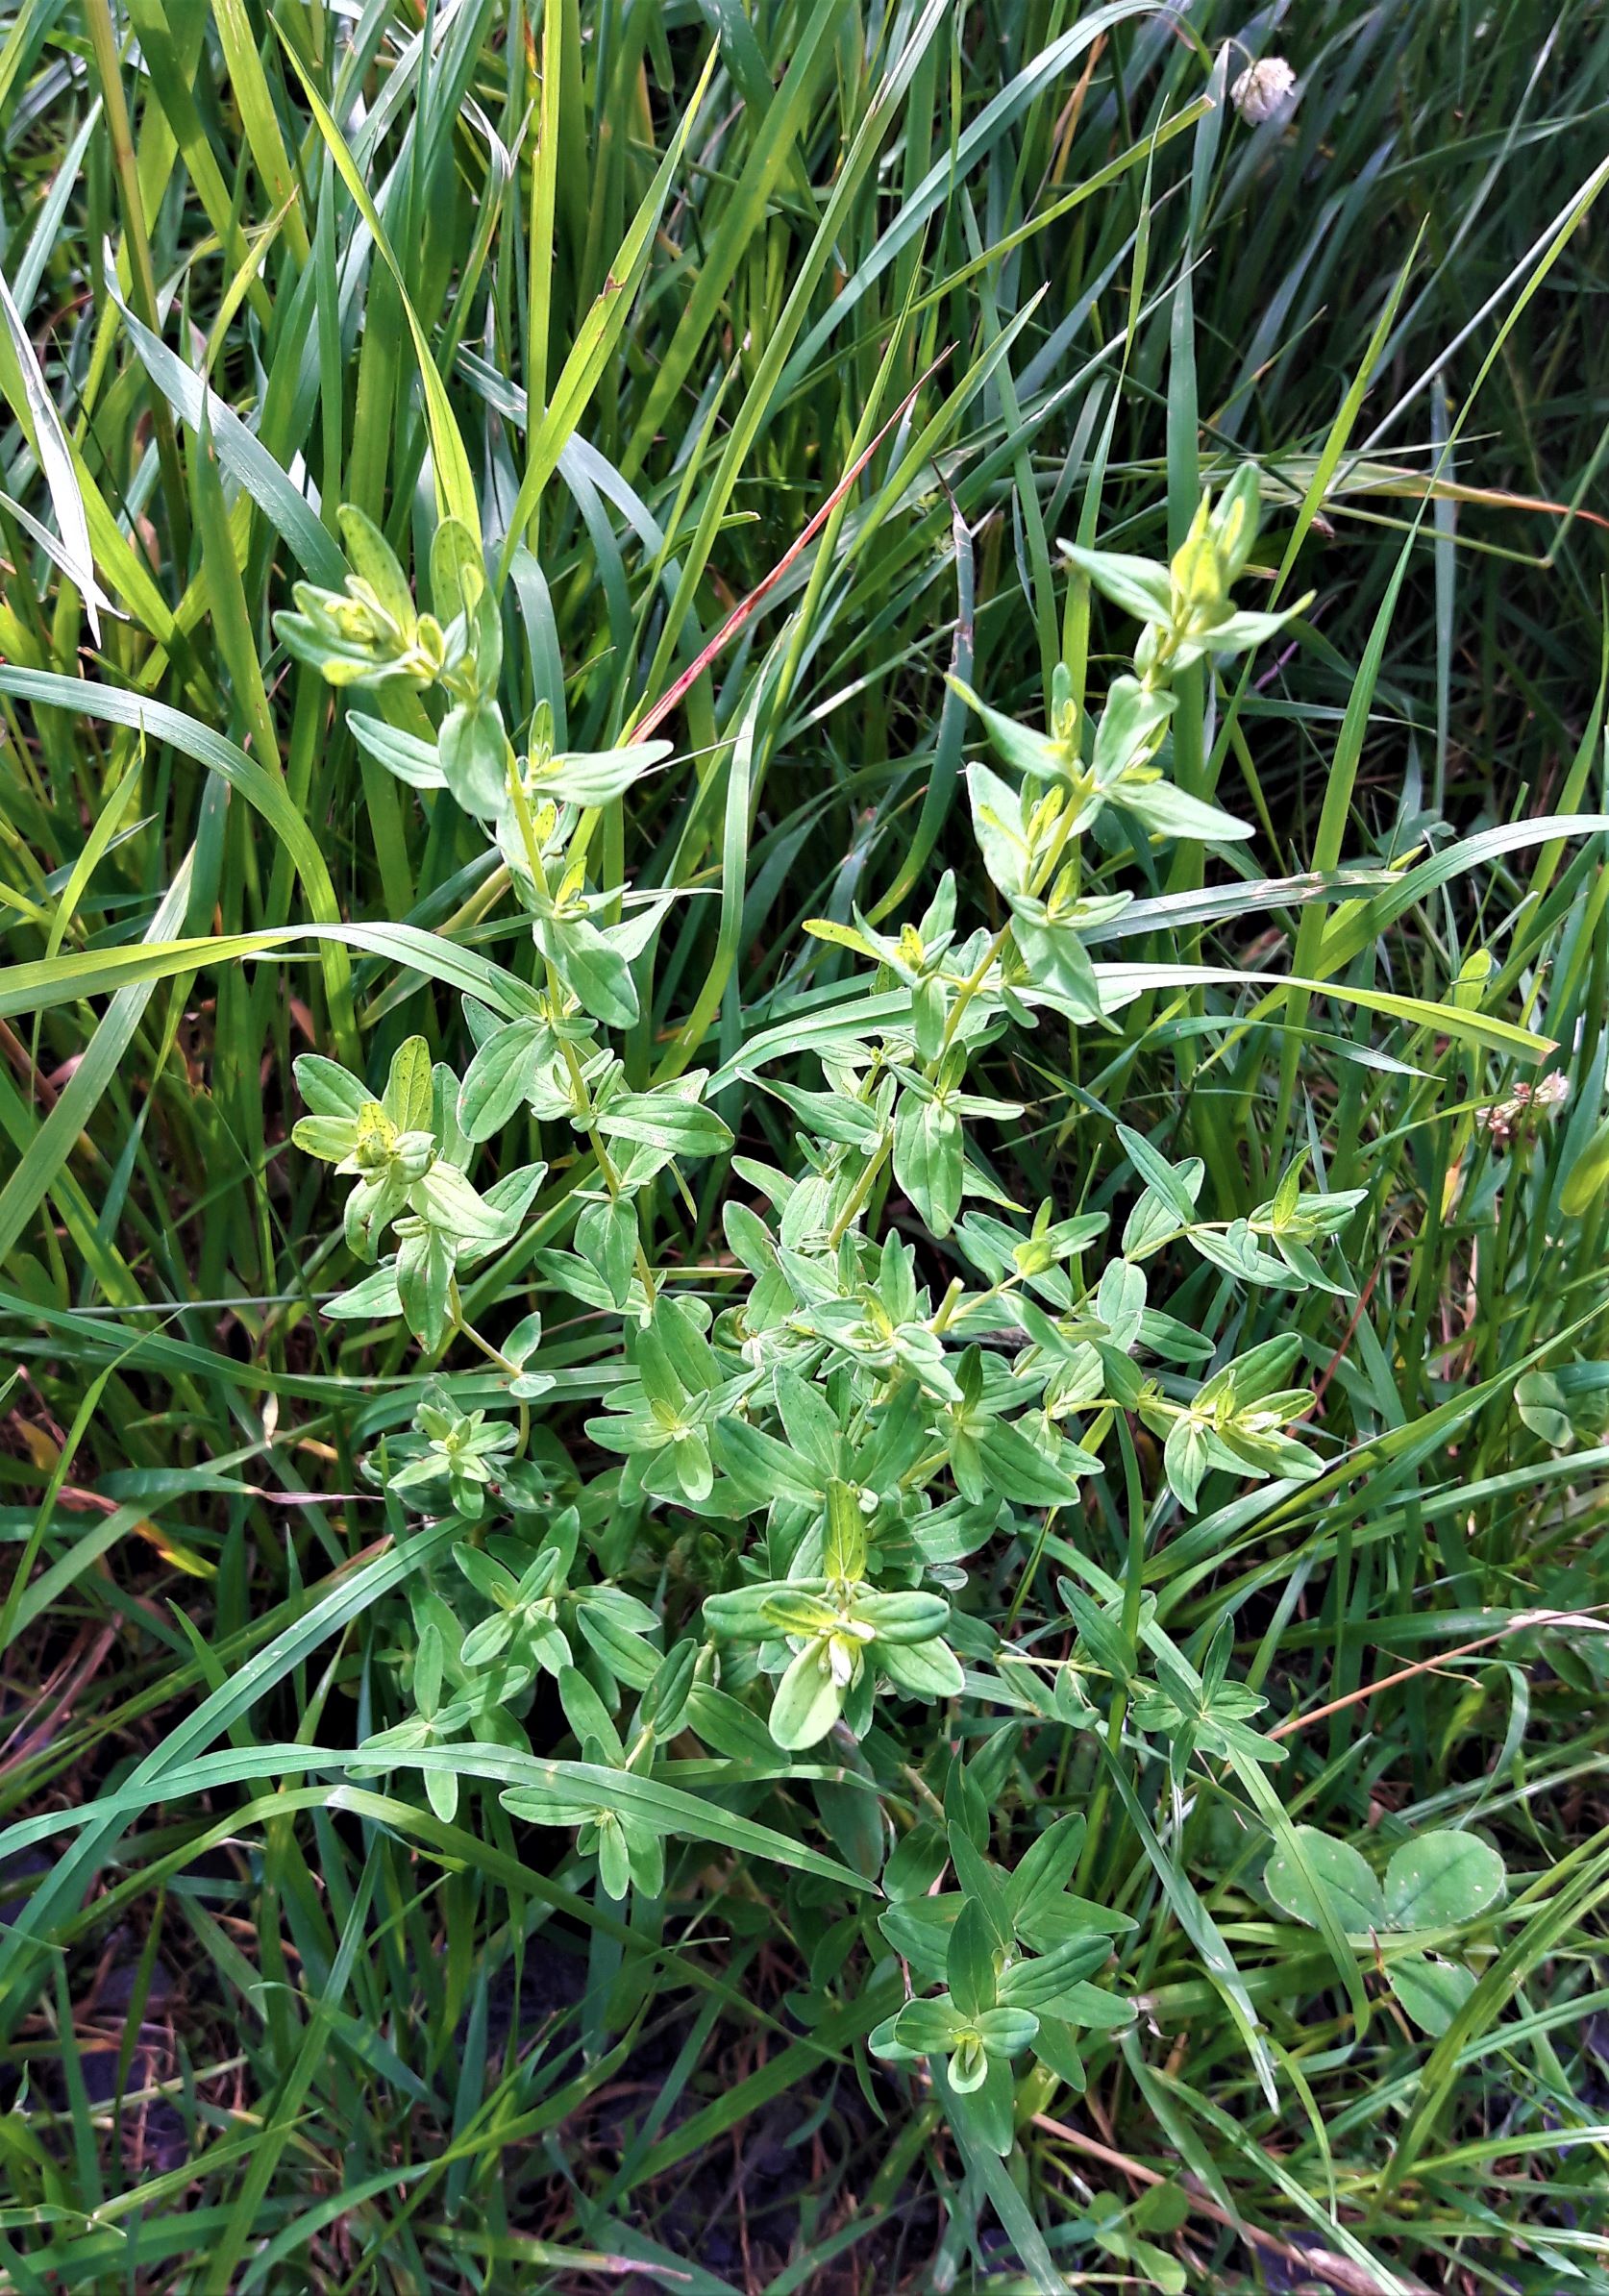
[[900, 1765, 949, 1824], [1075, 1412, 1150, 1897], [449, 1291, 532, 1454], [931, 1275, 1010, 1336], [827, 1135, 891, 1247], [503, 763, 657, 1306], [938, 927, 1011, 1061], [1003, 1506, 1060, 1636], [551, 1039, 657, 1305], [505, 749, 549, 895], [1124, 1217, 1253, 1261], [449, 1289, 519, 1376], [929, 1277, 968, 1334], [826, 930, 1011, 1250]]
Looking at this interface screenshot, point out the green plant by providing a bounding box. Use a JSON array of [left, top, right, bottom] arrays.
[[1266, 1823, 1509, 2036], [272, 467, 1481, 2172], [4, 4, 1609, 2288]]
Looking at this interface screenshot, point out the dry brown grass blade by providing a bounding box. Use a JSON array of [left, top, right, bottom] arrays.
[[1031, 2108, 1430, 2296], [629, 350, 952, 743], [1269, 1604, 1609, 1741]]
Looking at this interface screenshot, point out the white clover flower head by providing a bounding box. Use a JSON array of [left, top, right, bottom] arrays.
[[1231, 56, 1299, 125], [1533, 1071, 1570, 1108]]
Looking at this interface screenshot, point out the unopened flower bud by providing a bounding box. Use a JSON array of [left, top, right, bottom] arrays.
[[1170, 498, 1230, 632]]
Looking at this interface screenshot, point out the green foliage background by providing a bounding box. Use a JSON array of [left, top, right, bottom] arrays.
[[0, 1, 1607, 2289]]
